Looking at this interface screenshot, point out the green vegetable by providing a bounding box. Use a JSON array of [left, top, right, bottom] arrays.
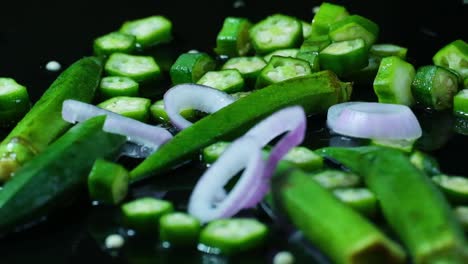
[[93, 32, 136, 56], [310, 2, 349, 38], [272, 168, 406, 264], [221, 56, 266, 86], [282, 146, 324, 171], [121, 197, 174, 233], [119, 16, 172, 48], [250, 14, 303, 54], [329, 15, 379, 48], [312, 169, 361, 189], [87, 159, 129, 205], [370, 138, 415, 152], [202, 141, 231, 164], [131, 71, 350, 181], [300, 34, 331, 52], [199, 218, 268, 255], [319, 38, 369, 77], [0, 116, 126, 232], [255, 56, 312, 89], [0, 57, 102, 182], [411, 65, 459, 110], [317, 146, 468, 263], [104, 53, 161, 83], [453, 89, 468, 117], [370, 44, 408, 60], [345, 55, 381, 86], [149, 99, 196, 124], [432, 39, 468, 79], [214, 17, 252, 57], [296, 51, 320, 72], [98, 96, 151, 122], [373, 56, 415, 106], [301, 20, 312, 39], [432, 174, 468, 204], [0, 78, 30, 127], [170, 52, 216, 85], [454, 206, 468, 233], [333, 188, 378, 218], [99, 76, 139, 99], [263, 48, 299, 62], [409, 150, 441, 176], [159, 212, 201, 247], [197, 69, 245, 93]]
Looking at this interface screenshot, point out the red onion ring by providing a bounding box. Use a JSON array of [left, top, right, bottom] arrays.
[[163, 84, 235, 130]]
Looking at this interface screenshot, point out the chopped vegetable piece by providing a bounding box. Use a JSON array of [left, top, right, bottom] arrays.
[[104, 53, 161, 83], [199, 218, 268, 255], [329, 15, 379, 48], [98, 96, 151, 122], [296, 51, 320, 72], [255, 56, 312, 89], [312, 169, 361, 189], [131, 71, 350, 182], [149, 99, 196, 124], [119, 15, 172, 48], [310, 2, 349, 38], [202, 141, 230, 163], [222, 56, 266, 86], [264, 48, 299, 62], [411, 65, 459, 110], [301, 21, 311, 39], [409, 150, 441, 176], [300, 34, 331, 52], [333, 188, 378, 217], [121, 197, 174, 233], [432, 174, 468, 204], [273, 251, 295, 264], [250, 14, 303, 54], [319, 38, 368, 77], [197, 69, 245, 93], [433, 39, 468, 79], [99, 76, 139, 99], [370, 138, 415, 152], [87, 159, 129, 205], [214, 17, 252, 57], [373, 56, 415, 106], [0, 57, 102, 182], [282, 146, 323, 171], [105, 234, 125, 249], [0, 78, 30, 127], [345, 54, 381, 86], [454, 206, 468, 232], [159, 212, 201, 247], [170, 52, 216, 85], [0, 116, 126, 232], [272, 168, 406, 264], [454, 89, 468, 117], [93, 32, 136, 56], [370, 44, 408, 60]]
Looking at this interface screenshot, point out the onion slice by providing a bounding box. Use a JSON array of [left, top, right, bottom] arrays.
[[163, 84, 235, 130], [327, 102, 422, 140], [62, 99, 173, 155]]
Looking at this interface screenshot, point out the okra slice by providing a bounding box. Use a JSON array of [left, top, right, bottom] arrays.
[[329, 15, 379, 48], [93, 32, 136, 56], [433, 39, 468, 79], [159, 212, 201, 247], [409, 150, 441, 176], [411, 65, 459, 110], [319, 38, 368, 77], [333, 188, 378, 218], [87, 159, 129, 205], [255, 56, 312, 89], [104, 53, 161, 83], [197, 69, 244, 93], [454, 206, 468, 232], [119, 16, 172, 48], [296, 51, 320, 72], [221, 56, 266, 82], [312, 169, 361, 189], [345, 55, 381, 86], [99, 76, 139, 99], [370, 44, 408, 60], [170, 52, 216, 85], [300, 34, 331, 53], [150, 99, 196, 124], [202, 141, 230, 164], [199, 218, 268, 255], [98, 96, 151, 122], [301, 20, 312, 39], [214, 17, 252, 57], [249, 14, 303, 54], [373, 56, 415, 106], [454, 89, 468, 117], [370, 138, 415, 152], [121, 197, 174, 233], [264, 48, 299, 62], [310, 2, 349, 38], [0, 78, 30, 126], [282, 146, 323, 171], [432, 174, 468, 204]]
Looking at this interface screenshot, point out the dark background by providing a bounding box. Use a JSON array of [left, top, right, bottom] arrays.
[[0, 0, 467, 263]]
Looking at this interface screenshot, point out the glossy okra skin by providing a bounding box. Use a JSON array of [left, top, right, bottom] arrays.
[[214, 17, 252, 57], [170, 52, 216, 85]]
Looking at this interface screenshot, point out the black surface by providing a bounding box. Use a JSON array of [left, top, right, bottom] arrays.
[[0, 0, 467, 263]]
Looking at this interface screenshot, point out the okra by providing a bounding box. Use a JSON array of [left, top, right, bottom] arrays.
[[121, 197, 174, 233], [98, 96, 151, 122], [255, 56, 312, 89], [319, 38, 368, 77], [370, 44, 408, 60], [149, 99, 196, 124], [119, 16, 172, 48], [0, 78, 30, 127], [170, 52, 216, 85], [87, 159, 129, 205], [432, 40, 468, 79], [104, 53, 161, 83], [310, 2, 349, 38], [300, 34, 331, 53], [197, 69, 245, 93], [373, 56, 415, 106], [411, 65, 459, 110], [159, 212, 201, 247], [370, 138, 415, 152], [0, 116, 126, 232], [99, 76, 139, 99], [333, 188, 378, 218], [409, 150, 441, 176], [312, 169, 361, 190], [264, 48, 299, 63], [93, 32, 136, 56], [345, 55, 381, 86], [454, 89, 468, 117], [131, 71, 350, 181], [0, 57, 102, 182], [221, 56, 266, 85], [214, 17, 252, 57], [296, 51, 320, 72], [329, 15, 379, 48], [454, 206, 468, 233], [317, 146, 468, 263], [272, 168, 406, 264], [301, 20, 312, 39], [432, 174, 468, 204]]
